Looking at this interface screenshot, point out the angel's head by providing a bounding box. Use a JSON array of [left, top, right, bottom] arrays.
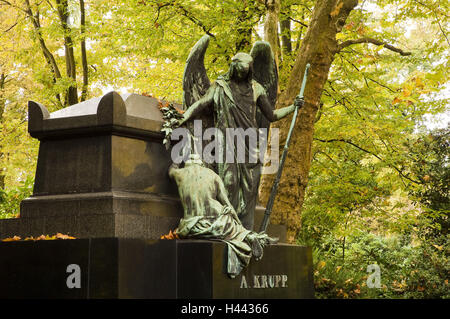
[[227, 53, 253, 82]]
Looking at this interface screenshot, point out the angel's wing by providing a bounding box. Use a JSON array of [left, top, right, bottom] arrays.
[[250, 41, 278, 129], [182, 34, 211, 109], [181, 35, 215, 165]]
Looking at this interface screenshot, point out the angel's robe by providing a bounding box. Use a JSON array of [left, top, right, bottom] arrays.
[[210, 77, 268, 230], [169, 162, 277, 278]]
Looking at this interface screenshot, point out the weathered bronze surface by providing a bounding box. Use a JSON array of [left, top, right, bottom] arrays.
[[158, 36, 309, 276], [178, 35, 304, 230], [169, 155, 277, 277]]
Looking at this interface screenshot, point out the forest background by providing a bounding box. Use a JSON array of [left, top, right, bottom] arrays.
[[0, 0, 448, 298]]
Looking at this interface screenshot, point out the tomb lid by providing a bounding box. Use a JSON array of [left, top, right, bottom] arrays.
[[28, 91, 180, 141]]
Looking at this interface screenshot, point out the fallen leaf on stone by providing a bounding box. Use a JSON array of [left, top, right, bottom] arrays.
[[2, 235, 21, 242], [160, 229, 179, 240], [55, 233, 76, 240]]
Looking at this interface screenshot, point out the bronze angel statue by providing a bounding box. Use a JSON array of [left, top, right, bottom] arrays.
[[178, 35, 304, 230]]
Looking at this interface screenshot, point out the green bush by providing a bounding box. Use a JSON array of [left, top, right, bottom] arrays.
[[306, 231, 449, 299], [0, 176, 33, 219]]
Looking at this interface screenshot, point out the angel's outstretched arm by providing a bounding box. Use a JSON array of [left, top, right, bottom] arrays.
[[257, 94, 299, 122], [179, 86, 215, 125]]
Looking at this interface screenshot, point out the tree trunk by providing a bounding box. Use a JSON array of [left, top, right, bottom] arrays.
[[0, 73, 5, 191], [294, 8, 306, 52], [56, 0, 78, 106], [264, 0, 280, 67], [259, 0, 358, 242], [235, 1, 258, 52], [80, 0, 88, 102], [23, 0, 63, 107], [280, 4, 292, 57]]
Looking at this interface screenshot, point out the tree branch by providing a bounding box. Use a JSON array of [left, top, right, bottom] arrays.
[[153, 2, 171, 23], [289, 17, 308, 28], [294, 3, 311, 13], [314, 138, 421, 184], [0, 0, 27, 13], [2, 22, 18, 33], [23, 0, 63, 106], [168, 1, 215, 38], [413, 0, 450, 46], [433, 12, 450, 46], [337, 37, 412, 56], [23, 0, 61, 79]]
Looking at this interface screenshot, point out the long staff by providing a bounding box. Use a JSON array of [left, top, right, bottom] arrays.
[[259, 63, 311, 233]]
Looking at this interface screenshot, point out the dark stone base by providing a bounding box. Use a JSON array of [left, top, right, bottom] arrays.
[[9, 191, 182, 240], [0, 239, 314, 299]]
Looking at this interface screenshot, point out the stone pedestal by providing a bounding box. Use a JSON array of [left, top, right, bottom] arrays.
[[0, 239, 314, 299]]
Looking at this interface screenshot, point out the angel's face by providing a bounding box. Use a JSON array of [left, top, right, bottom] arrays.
[[231, 53, 253, 81]]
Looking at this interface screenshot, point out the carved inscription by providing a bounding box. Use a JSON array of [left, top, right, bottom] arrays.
[[240, 274, 288, 288]]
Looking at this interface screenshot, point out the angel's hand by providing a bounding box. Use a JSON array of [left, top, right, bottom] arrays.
[[294, 96, 305, 109]]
